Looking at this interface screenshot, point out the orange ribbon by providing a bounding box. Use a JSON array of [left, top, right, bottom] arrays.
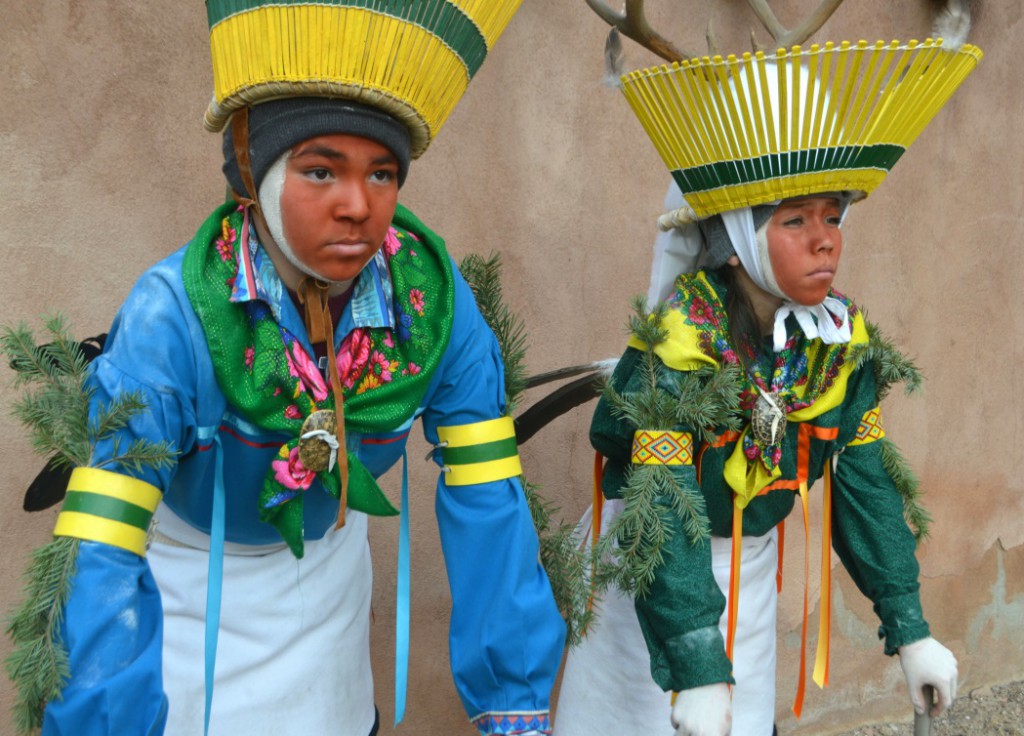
[[715, 423, 837, 719]]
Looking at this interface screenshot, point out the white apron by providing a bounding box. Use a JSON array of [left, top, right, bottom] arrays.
[[149, 503, 376, 736], [554, 500, 778, 736]]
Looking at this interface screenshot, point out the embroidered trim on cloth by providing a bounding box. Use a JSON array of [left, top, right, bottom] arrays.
[[53, 468, 161, 557], [470, 710, 551, 736], [631, 430, 694, 465], [438, 416, 522, 486], [849, 406, 885, 446]]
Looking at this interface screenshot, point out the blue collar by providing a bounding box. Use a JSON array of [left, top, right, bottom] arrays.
[[229, 219, 395, 331]]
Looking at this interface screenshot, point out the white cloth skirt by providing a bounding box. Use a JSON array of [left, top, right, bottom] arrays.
[[554, 500, 778, 736], [149, 504, 376, 736]]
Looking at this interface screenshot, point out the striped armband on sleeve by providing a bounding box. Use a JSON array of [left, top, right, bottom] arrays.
[[437, 417, 522, 486], [848, 406, 885, 446], [631, 430, 694, 465], [53, 467, 161, 557]]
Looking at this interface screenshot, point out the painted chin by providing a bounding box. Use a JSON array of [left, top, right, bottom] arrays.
[[314, 242, 379, 280], [779, 272, 835, 305]]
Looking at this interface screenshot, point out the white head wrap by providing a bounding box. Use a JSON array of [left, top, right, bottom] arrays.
[[651, 181, 853, 352]]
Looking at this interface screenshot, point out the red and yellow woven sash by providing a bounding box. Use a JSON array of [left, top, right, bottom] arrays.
[[631, 430, 694, 465]]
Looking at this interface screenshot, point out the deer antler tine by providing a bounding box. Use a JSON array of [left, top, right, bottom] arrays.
[[585, 0, 689, 63], [585, 0, 625, 27], [750, 28, 763, 54], [705, 18, 718, 57], [746, 0, 846, 47], [624, 0, 688, 62], [784, 0, 846, 45], [746, 0, 786, 42]]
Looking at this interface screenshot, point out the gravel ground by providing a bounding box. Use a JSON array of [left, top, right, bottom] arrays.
[[833, 681, 1024, 735]]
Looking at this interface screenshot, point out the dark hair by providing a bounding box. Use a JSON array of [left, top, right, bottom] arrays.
[[713, 265, 764, 370]]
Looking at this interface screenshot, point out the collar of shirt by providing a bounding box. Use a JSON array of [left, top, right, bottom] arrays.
[[229, 218, 396, 332]]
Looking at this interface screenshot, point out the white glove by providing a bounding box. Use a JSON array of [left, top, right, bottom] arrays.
[[898, 636, 958, 717], [670, 683, 732, 736]]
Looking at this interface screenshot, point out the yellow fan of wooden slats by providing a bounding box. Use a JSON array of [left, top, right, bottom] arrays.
[[204, 1, 523, 157], [620, 40, 982, 218]]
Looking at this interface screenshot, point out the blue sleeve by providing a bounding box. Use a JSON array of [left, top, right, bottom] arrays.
[[420, 266, 566, 735], [42, 543, 168, 736], [43, 255, 198, 735]]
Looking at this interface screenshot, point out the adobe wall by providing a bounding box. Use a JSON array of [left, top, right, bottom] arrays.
[[1, 2, 1019, 733]]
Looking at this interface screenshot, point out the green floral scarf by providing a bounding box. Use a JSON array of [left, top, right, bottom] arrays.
[[183, 202, 454, 556]]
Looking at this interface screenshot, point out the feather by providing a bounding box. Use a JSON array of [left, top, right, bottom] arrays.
[[603, 28, 625, 89], [525, 359, 618, 389], [24, 458, 72, 511], [933, 0, 972, 49], [515, 372, 606, 444]]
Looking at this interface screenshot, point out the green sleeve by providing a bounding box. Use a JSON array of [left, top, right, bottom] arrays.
[[831, 368, 930, 655], [590, 348, 734, 691]]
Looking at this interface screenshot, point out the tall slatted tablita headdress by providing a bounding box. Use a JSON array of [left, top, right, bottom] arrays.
[[203, 0, 524, 157], [587, 0, 983, 219]]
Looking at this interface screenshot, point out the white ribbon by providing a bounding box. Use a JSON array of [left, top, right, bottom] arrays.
[[772, 296, 851, 352]]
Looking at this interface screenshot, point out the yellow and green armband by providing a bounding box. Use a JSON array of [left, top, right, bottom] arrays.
[[437, 416, 522, 486], [631, 429, 694, 465], [849, 406, 885, 446], [53, 467, 161, 557]]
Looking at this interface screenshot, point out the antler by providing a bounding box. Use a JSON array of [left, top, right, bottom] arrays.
[[745, 0, 846, 48], [584, 0, 690, 62]]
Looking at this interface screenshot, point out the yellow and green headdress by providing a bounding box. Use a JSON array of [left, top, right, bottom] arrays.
[[619, 39, 982, 218], [204, 0, 523, 157]]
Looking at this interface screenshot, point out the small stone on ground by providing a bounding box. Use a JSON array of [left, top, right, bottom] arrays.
[[832, 681, 1024, 735]]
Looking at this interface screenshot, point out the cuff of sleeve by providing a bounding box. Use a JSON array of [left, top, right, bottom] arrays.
[[874, 591, 931, 655], [470, 711, 551, 736], [649, 625, 735, 692]]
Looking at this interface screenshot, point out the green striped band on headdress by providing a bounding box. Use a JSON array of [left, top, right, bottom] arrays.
[[206, 0, 489, 78], [203, 0, 524, 156], [621, 39, 983, 218]]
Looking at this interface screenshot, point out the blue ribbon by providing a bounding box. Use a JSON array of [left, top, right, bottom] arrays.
[[204, 436, 227, 735], [395, 450, 411, 725]]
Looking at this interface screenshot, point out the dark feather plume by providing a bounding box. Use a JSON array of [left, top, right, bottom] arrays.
[[515, 372, 605, 445]]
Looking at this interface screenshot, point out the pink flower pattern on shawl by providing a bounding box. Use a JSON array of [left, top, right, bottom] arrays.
[[272, 446, 316, 491], [338, 328, 372, 389], [285, 341, 329, 403], [382, 228, 402, 257]]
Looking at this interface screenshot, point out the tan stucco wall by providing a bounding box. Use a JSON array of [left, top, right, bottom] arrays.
[[1, 1, 1020, 734]]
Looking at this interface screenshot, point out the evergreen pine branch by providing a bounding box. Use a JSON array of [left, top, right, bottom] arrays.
[[93, 438, 178, 475], [3, 315, 180, 733], [458, 253, 597, 645], [4, 536, 79, 734], [594, 299, 740, 598], [855, 317, 924, 402], [459, 254, 528, 412], [90, 390, 150, 443], [879, 438, 932, 543], [597, 466, 674, 596], [522, 481, 597, 646]]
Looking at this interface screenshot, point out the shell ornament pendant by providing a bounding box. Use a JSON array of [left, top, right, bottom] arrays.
[[298, 409, 339, 473], [751, 390, 787, 447]]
